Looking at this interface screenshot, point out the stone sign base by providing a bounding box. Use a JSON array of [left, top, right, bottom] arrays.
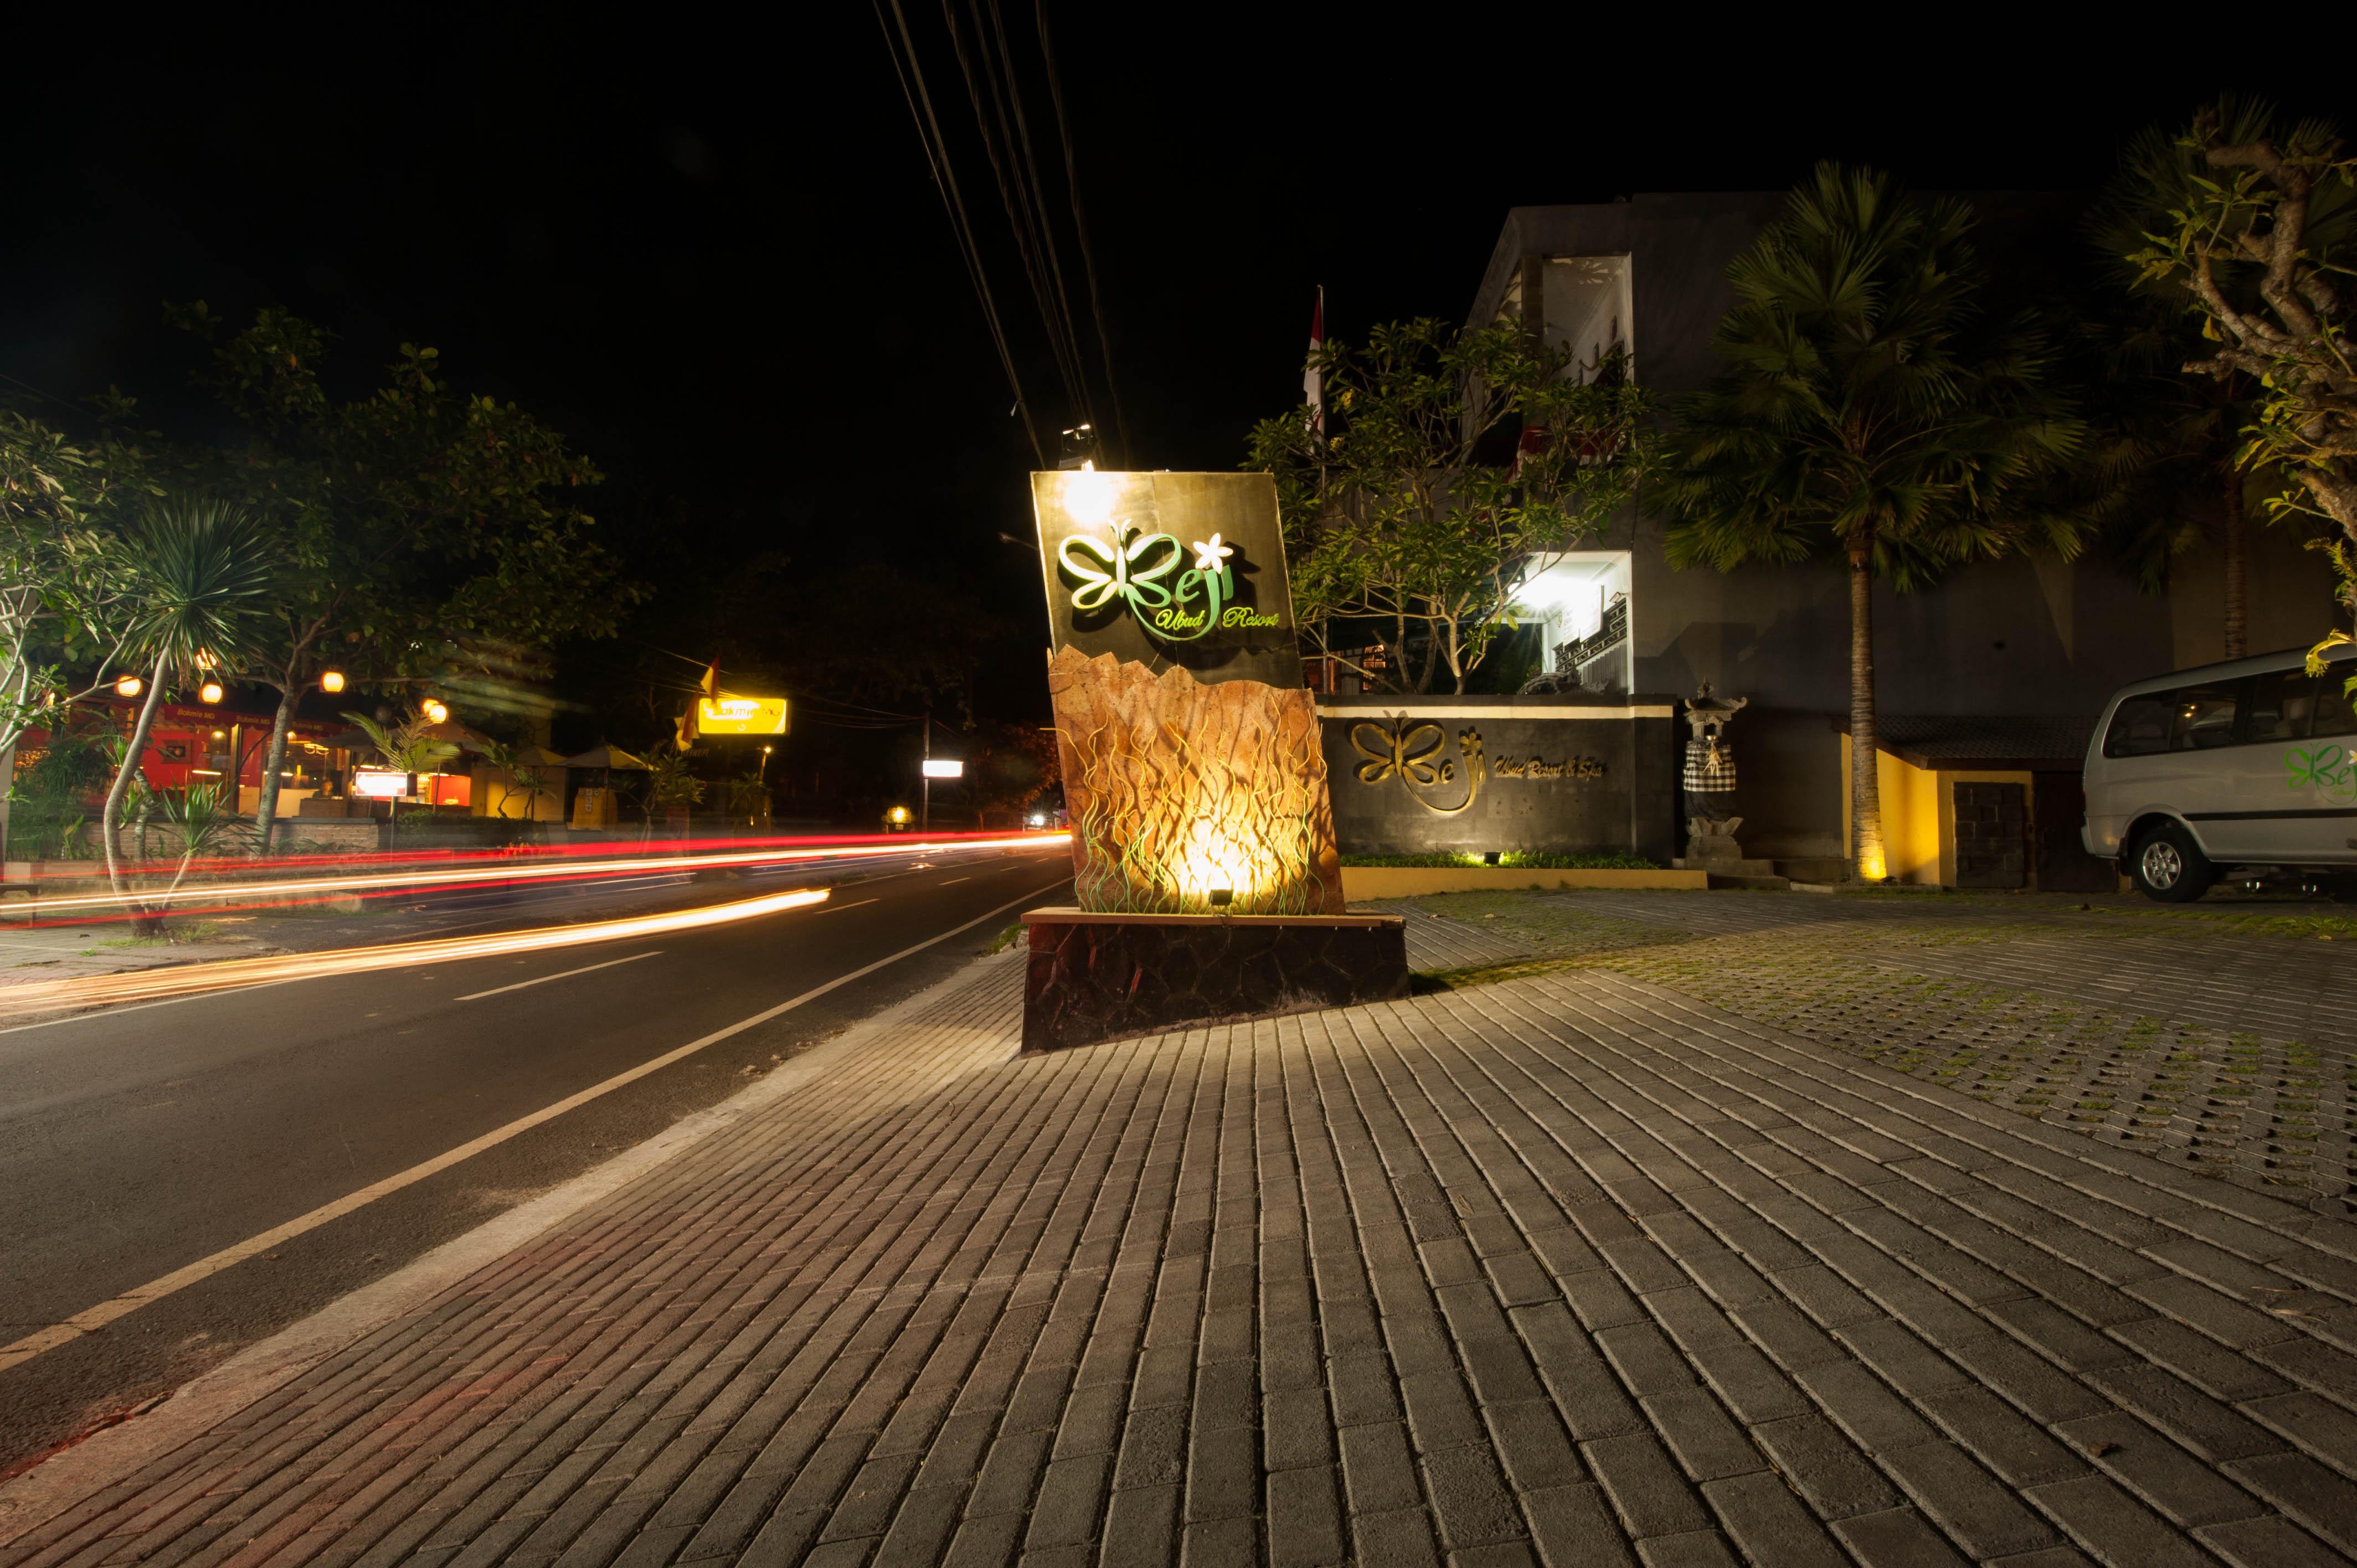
[[1021, 908, 1408, 1055]]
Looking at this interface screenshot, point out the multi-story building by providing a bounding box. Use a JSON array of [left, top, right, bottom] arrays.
[[1466, 193, 2334, 882]]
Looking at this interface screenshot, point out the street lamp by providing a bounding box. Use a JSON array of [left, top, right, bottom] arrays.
[[115, 674, 143, 698], [199, 680, 225, 704], [421, 699, 450, 724], [318, 669, 346, 694]]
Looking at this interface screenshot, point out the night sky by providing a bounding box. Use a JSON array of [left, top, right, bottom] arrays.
[[0, 16, 2325, 733]]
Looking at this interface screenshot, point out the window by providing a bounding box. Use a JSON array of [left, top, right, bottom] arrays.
[[2316, 674, 2357, 739], [2170, 683, 2243, 750], [2247, 670, 2314, 742], [2103, 694, 2174, 757]]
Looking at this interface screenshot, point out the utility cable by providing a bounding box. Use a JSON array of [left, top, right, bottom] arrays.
[[979, 0, 1093, 430], [1033, 0, 1130, 466], [874, 0, 1048, 468], [943, 0, 1090, 430]]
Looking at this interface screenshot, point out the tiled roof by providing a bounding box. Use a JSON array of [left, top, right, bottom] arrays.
[[1833, 713, 2093, 770]]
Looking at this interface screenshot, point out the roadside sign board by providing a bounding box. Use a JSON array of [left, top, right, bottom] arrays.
[[695, 695, 789, 735], [1030, 471, 1301, 688]]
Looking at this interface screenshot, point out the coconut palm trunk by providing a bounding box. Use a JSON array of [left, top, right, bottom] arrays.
[[101, 646, 172, 933], [1848, 547, 1887, 883]]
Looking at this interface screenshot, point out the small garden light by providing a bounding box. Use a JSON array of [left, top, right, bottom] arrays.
[[1208, 887, 1233, 907], [1484, 851, 1501, 866]]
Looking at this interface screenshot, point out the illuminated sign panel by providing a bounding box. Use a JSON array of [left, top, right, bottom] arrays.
[[1031, 471, 1301, 689], [352, 770, 408, 799], [695, 695, 789, 736], [921, 759, 964, 779]]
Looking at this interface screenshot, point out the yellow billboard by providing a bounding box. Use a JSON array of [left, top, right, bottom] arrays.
[[696, 695, 789, 735]]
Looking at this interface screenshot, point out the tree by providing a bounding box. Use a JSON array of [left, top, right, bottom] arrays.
[[2129, 105, 2357, 669], [170, 305, 636, 854], [99, 503, 274, 932], [2082, 109, 2293, 658], [475, 736, 547, 821], [1654, 165, 2085, 881], [1247, 317, 1653, 694], [0, 412, 148, 861]]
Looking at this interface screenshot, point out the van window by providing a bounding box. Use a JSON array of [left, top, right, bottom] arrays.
[[2248, 669, 2315, 742], [2169, 683, 2243, 750], [2317, 674, 2357, 739], [2103, 694, 2174, 757]]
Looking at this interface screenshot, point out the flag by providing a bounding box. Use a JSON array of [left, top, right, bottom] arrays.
[[1304, 285, 1324, 437]]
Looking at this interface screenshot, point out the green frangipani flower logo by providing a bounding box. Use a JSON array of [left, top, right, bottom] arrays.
[[1056, 518, 1233, 642]]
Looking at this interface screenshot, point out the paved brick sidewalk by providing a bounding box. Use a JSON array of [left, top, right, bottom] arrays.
[[7, 938, 2357, 1567], [1383, 892, 2357, 1215]]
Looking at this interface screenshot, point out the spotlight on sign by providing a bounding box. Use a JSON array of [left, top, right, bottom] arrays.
[[920, 759, 963, 780]]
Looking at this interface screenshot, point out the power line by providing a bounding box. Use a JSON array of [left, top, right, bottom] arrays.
[[982, 0, 1092, 426], [943, 0, 1092, 431], [1032, 0, 1129, 466], [874, 0, 1049, 468]]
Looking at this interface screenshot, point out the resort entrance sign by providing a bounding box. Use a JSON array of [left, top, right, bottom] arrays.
[[1031, 470, 1300, 688]]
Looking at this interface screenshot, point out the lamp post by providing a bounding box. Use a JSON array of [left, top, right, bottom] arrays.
[[922, 721, 931, 834]]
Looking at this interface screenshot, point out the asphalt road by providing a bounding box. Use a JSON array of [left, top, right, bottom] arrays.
[[0, 842, 1071, 1471]]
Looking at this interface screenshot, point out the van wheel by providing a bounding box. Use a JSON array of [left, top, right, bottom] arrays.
[[2130, 823, 2213, 902]]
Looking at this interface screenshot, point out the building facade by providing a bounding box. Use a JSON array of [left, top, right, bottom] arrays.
[[1468, 194, 2337, 871]]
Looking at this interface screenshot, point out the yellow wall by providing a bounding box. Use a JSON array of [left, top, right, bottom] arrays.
[[1837, 737, 2033, 887], [474, 765, 565, 823], [1839, 735, 1941, 884]]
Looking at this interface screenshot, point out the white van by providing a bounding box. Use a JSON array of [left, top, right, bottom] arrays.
[[2084, 644, 2357, 901]]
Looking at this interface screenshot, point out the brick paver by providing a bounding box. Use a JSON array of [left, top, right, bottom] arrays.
[[6, 916, 2357, 1567], [1383, 891, 2357, 1214]]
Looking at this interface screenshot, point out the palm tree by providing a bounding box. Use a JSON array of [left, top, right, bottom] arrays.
[[99, 503, 273, 931], [1655, 166, 2084, 881], [341, 708, 460, 787], [342, 707, 460, 848]]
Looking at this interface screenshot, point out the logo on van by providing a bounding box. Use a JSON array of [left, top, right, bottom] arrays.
[[2285, 744, 2357, 803]]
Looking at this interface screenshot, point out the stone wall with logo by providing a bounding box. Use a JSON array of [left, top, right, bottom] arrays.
[[1318, 694, 1679, 863]]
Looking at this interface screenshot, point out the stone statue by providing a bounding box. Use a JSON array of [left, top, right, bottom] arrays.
[[1679, 684, 1751, 866]]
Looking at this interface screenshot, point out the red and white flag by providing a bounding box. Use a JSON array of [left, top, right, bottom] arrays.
[[1304, 285, 1324, 436]]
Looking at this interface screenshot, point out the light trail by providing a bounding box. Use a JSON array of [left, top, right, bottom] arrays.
[[0, 885, 835, 1021], [1, 831, 1070, 921]]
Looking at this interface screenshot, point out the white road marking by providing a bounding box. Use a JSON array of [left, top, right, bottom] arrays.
[[0, 879, 1064, 1374], [812, 899, 879, 915], [455, 950, 662, 1001], [938, 877, 970, 885]]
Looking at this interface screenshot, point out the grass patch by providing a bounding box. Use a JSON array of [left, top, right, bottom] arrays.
[[101, 919, 225, 948]]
